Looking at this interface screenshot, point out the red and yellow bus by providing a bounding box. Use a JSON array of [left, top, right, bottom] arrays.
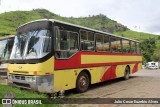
[[8, 19, 142, 93]]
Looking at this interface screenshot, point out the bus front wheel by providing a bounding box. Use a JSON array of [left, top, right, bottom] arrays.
[[76, 72, 89, 93], [124, 66, 130, 80]]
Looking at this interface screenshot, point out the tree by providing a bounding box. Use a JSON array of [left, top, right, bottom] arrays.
[[141, 38, 156, 62], [152, 41, 160, 61]]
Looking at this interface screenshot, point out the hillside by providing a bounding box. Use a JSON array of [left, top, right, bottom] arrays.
[[0, 9, 127, 35], [0, 9, 157, 40], [0, 9, 128, 35], [114, 30, 158, 41]]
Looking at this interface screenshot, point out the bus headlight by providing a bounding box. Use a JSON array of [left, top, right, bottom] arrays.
[[25, 76, 36, 82]]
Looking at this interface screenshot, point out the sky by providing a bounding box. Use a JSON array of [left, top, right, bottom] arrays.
[[0, 0, 160, 35]]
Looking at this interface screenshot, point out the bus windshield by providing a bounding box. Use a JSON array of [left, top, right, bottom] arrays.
[[10, 30, 51, 59], [0, 39, 7, 60], [0, 38, 14, 60]]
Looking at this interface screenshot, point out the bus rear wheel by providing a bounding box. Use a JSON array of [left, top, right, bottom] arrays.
[[76, 72, 89, 93], [124, 66, 130, 80]]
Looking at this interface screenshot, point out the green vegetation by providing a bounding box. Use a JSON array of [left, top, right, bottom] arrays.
[[141, 38, 156, 63], [153, 39, 160, 61], [0, 9, 128, 36], [0, 85, 46, 98], [0, 8, 159, 62], [114, 30, 158, 41], [0, 85, 58, 107]]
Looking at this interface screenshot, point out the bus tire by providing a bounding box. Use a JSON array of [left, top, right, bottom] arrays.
[[76, 72, 89, 93], [124, 66, 130, 80]]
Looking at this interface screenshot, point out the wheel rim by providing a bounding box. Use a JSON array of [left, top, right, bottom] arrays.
[[126, 71, 129, 78], [125, 68, 129, 79], [79, 76, 87, 89]]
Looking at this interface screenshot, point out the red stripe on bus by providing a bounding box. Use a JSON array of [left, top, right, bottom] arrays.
[[54, 51, 142, 70], [54, 61, 142, 70], [132, 63, 138, 73], [101, 66, 117, 82], [80, 51, 142, 56]]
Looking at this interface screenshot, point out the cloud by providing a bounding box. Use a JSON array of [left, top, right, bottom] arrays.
[[145, 17, 160, 34]]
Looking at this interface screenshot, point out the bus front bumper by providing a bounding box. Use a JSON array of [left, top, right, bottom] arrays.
[[8, 74, 54, 93]]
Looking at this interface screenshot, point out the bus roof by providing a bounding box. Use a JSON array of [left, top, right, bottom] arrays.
[[17, 19, 140, 43]]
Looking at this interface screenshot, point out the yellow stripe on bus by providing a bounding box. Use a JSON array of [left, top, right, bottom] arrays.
[[81, 55, 142, 64]]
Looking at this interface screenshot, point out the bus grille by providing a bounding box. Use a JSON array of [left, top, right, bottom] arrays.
[[13, 82, 30, 89], [14, 75, 25, 80]]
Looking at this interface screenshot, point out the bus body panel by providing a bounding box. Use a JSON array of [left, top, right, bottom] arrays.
[[8, 57, 54, 75], [53, 50, 142, 91], [54, 51, 142, 69], [116, 65, 126, 78], [54, 69, 80, 92], [138, 63, 142, 70], [53, 63, 141, 92], [8, 57, 54, 93], [7, 19, 142, 93], [8, 52, 142, 93]]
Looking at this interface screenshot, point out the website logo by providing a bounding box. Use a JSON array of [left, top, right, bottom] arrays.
[[2, 99, 12, 104]]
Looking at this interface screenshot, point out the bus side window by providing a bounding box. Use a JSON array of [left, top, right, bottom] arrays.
[[131, 41, 136, 54], [55, 27, 78, 59], [122, 39, 130, 53], [96, 34, 110, 52], [81, 42, 88, 50], [137, 43, 141, 54], [80, 30, 94, 51], [60, 31, 68, 50], [111, 36, 122, 53]]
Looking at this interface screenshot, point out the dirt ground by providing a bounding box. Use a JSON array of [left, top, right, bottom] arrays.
[[61, 69, 160, 107]]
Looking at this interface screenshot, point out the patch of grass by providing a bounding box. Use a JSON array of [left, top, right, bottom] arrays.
[[0, 85, 47, 98], [0, 85, 58, 107]]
